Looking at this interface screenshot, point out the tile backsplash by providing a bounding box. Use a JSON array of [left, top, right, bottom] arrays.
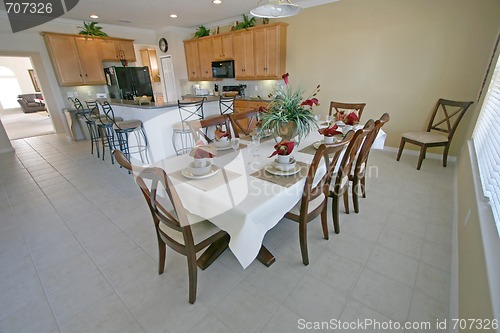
[[180, 78, 280, 98]]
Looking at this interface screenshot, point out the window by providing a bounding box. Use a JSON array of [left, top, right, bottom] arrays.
[[473, 55, 500, 236]]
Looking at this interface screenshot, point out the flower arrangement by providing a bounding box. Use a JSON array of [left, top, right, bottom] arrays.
[[260, 73, 320, 142], [270, 141, 295, 157]]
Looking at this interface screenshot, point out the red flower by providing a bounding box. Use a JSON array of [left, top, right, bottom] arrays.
[[344, 112, 359, 125], [301, 98, 320, 108], [282, 73, 289, 86], [318, 124, 342, 137], [270, 141, 295, 157]]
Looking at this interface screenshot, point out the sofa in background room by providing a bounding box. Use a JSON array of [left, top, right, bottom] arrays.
[[17, 93, 46, 113]]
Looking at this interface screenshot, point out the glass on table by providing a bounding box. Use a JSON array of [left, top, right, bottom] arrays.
[[231, 138, 240, 151], [250, 134, 261, 158], [325, 114, 333, 127]]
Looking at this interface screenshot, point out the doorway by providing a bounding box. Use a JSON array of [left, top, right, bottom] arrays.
[[0, 56, 55, 140]]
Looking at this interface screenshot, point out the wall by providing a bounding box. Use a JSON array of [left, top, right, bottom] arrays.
[[279, 0, 500, 156], [0, 56, 35, 97]]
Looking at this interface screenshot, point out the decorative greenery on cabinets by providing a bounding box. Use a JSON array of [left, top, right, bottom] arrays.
[[234, 14, 256, 30], [78, 22, 108, 37], [194, 26, 210, 38]]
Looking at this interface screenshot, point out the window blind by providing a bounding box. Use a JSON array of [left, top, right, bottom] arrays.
[[473, 55, 500, 236]]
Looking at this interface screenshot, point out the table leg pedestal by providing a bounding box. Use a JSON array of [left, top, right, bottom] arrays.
[[257, 245, 275, 267]]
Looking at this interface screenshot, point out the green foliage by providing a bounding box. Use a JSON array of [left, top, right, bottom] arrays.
[[194, 25, 210, 38], [234, 14, 256, 30], [78, 21, 108, 37], [260, 82, 319, 142]]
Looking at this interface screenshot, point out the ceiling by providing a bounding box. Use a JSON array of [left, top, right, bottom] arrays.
[[53, 0, 336, 31]]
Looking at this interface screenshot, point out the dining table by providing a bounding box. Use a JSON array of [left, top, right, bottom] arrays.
[[153, 124, 387, 269]]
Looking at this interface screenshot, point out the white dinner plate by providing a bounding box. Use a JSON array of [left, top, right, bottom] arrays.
[[265, 163, 301, 176], [181, 165, 220, 179]]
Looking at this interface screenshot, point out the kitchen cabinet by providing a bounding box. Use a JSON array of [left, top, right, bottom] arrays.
[[140, 48, 160, 82], [184, 40, 201, 81], [212, 34, 233, 60], [233, 30, 255, 79], [197, 38, 215, 80], [254, 24, 286, 79], [98, 38, 136, 62], [42, 33, 105, 86]]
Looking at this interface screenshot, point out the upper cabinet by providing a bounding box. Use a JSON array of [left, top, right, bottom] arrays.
[[42, 33, 106, 86], [212, 34, 233, 60], [183, 22, 287, 81], [98, 38, 136, 62], [140, 48, 160, 83], [42, 32, 136, 86]]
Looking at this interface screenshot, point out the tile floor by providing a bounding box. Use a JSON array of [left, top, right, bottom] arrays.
[[0, 134, 454, 333]]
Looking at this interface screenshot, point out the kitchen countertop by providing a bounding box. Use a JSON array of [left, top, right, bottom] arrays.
[[182, 95, 272, 103]]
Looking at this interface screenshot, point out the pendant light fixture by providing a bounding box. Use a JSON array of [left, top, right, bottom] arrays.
[[250, 0, 302, 18]]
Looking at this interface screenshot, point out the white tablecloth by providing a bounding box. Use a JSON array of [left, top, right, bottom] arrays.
[[154, 127, 386, 268]]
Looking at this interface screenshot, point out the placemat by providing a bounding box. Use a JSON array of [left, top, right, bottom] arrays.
[[169, 168, 242, 191], [299, 143, 317, 156], [250, 161, 309, 188]]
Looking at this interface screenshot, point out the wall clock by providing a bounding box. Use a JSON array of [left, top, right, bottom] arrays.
[[159, 38, 168, 53]]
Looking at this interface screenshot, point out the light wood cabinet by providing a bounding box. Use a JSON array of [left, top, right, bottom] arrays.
[[98, 39, 136, 62], [233, 30, 255, 79], [140, 48, 160, 82], [212, 34, 233, 60], [254, 24, 286, 79], [197, 38, 214, 80], [183, 23, 287, 81], [184, 40, 201, 81], [234, 99, 269, 131], [42, 33, 105, 86]]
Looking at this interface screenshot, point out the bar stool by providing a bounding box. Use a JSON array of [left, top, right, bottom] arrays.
[[219, 96, 235, 115], [85, 100, 117, 162], [69, 97, 102, 158], [173, 99, 205, 155], [96, 101, 149, 164]]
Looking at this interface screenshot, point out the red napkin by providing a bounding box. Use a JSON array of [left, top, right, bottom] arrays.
[[319, 124, 342, 137], [270, 141, 295, 157], [344, 112, 359, 125], [215, 126, 229, 140], [189, 143, 216, 159]]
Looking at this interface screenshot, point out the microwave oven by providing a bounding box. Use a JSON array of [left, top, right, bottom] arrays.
[[212, 60, 235, 79]]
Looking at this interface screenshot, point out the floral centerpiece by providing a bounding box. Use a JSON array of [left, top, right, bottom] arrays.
[[260, 73, 320, 142]]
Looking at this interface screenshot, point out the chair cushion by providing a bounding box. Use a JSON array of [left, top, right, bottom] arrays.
[[288, 193, 326, 216], [159, 211, 221, 245], [402, 131, 448, 144], [115, 119, 142, 130]]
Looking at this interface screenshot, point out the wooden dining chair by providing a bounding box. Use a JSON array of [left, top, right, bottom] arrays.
[[329, 120, 374, 233], [113, 150, 230, 304], [285, 138, 351, 265], [396, 98, 473, 170], [219, 96, 235, 115], [329, 101, 366, 122], [186, 114, 231, 144], [349, 113, 390, 213], [227, 109, 260, 138]]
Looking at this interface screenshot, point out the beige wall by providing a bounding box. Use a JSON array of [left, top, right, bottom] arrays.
[[280, 0, 500, 156]]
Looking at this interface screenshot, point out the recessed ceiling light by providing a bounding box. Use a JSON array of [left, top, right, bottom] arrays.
[[90, 14, 99, 19], [170, 14, 178, 18], [213, 0, 222, 4]]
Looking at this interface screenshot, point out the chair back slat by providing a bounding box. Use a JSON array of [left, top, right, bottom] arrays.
[[329, 101, 366, 122], [427, 98, 473, 140], [178, 99, 205, 124], [228, 109, 260, 138], [187, 114, 230, 144]]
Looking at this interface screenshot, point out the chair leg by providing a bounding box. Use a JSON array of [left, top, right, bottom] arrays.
[[331, 193, 340, 234], [187, 253, 198, 304], [361, 177, 366, 198], [417, 146, 427, 170], [396, 138, 406, 161], [158, 238, 166, 274], [321, 203, 329, 240], [443, 145, 450, 167], [299, 217, 309, 265], [353, 179, 360, 214]]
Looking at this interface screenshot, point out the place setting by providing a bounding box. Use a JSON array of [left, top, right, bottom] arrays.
[[299, 123, 344, 155], [210, 127, 246, 156], [251, 140, 308, 187]]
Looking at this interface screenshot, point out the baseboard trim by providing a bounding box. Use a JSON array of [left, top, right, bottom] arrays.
[[383, 146, 457, 162]]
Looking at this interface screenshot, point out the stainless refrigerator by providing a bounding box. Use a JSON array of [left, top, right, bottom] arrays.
[[104, 66, 154, 101]]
